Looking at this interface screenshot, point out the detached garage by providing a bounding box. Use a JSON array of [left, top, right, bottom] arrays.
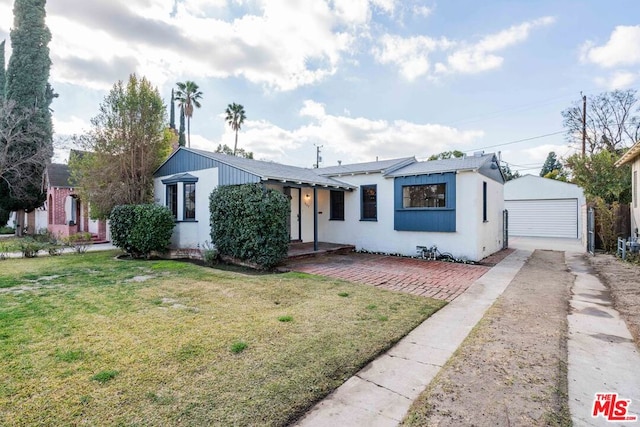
[[504, 175, 586, 239]]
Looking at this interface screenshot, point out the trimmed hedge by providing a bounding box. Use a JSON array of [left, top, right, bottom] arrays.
[[210, 184, 289, 269], [110, 204, 175, 258]]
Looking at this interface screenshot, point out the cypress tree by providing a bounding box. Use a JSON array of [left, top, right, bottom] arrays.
[[0, 0, 55, 212], [178, 105, 186, 146], [0, 40, 5, 100], [169, 88, 175, 129]]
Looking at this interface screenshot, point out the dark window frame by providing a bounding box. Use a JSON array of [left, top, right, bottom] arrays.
[[483, 181, 488, 222], [401, 183, 447, 209], [360, 184, 377, 221], [166, 184, 178, 219], [329, 190, 345, 221], [183, 182, 196, 221]]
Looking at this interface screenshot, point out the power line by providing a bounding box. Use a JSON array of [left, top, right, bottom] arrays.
[[463, 130, 566, 153]]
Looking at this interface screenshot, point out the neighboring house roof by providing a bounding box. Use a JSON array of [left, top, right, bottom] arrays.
[[179, 148, 357, 189], [615, 140, 640, 166], [385, 153, 503, 180], [317, 157, 416, 177], [46, 163, 72, 188]]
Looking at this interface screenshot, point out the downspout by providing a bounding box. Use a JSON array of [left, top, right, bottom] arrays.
[[313, 186, 318, 251]]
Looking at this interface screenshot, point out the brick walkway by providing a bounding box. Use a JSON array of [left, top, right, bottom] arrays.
[[285, 253, 492, 302]]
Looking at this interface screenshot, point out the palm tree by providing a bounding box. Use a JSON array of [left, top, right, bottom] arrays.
[[174, 81, 203, 148], [225, 103, 246, 156]]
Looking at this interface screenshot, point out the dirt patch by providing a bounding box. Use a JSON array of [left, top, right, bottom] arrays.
[[403, 250, 573, 426], [587, 254, 640, 347]]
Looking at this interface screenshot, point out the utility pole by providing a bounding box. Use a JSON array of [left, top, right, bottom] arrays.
[[581, 93, 587, 158], [314, 144, 323, 168]]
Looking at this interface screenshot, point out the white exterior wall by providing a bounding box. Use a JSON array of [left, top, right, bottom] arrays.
[[314, 171, 504, 261], [154, 167, 219, 249], [504, 175, 586, 239], [632, 158, 640, 237]]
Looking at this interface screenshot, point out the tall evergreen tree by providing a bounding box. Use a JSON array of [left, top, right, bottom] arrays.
[[169, 88, 175, 130], [0, 40, 6, 100], [540, 152, 562, 177], [175, 81, 202, 147], [0, 0, 55, 214], [178, 105, 186, 147]]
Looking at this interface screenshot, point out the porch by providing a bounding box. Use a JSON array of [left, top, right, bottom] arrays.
[[287, 241, 355, 260]]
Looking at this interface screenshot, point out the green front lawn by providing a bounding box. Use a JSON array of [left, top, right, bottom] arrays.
[[0, 251, 445, 426]]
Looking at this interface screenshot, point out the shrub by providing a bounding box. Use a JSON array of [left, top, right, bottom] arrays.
[[0, 226, 14, 235], [110, 204, 175, 258], [201, 240, 218, 266], [62, 232, 93, 254], [18, 237, 48, 258], [210, 184, 289, 269]]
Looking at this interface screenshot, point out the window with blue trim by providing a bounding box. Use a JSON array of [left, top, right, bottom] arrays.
[[402, 184, 446, 208]]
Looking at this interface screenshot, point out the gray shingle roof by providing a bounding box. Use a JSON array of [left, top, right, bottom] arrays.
[[385, 154, 497, 177], [47, 163, 72, 188], [187, 148, 356, 189], [317, 157, 416, 176]]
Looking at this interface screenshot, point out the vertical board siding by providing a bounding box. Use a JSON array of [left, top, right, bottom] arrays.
[[394, 173, 456, 232], [155, 150, 260, 186]]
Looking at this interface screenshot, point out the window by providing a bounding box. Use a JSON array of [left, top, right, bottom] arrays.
[[361, 185, 377, 220], [483, 181, 488, 222], [330, 190, 344, 220], [166, 184, 178, 218], [184, 183, 196, 220], [402, 184, 446, 208]]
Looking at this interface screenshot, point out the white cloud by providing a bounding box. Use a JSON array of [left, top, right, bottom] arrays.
[[595, 70, 639, 90], [581, 25, 640, 68], [42, 0, 380, 92], [412, 5, 433, 18], [373, 16, 555, 79], [372, 34, 452, 80], [197, 100, 484, 164], [580, 25, 640, 90], [52, 116, 91, 136]]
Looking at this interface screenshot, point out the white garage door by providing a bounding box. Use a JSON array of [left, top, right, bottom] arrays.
[[505, 199, 578, 238]]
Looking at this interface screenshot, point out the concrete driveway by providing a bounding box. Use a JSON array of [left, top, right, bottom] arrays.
[[284, 252, 497, 302], [509, 236, 585, 252]]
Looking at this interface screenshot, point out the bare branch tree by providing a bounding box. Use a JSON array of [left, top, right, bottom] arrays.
[[0, 100, 53, 202], [561, 89, 640, 155]]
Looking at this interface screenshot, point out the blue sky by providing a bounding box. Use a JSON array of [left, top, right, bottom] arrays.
[[1, 0, 639, 174]]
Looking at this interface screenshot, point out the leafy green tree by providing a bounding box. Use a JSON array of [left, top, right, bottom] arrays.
[[428, 150, 465, 161], [175, 81, 202, 147], [0, 0, 55, 218], [225, 102, 246, 155], [215, 143, 253, 159], [70, 74, 170, 219], [565, 151, 631, 204], [0, 40, 6, 100], [561, 90, 639, 155]]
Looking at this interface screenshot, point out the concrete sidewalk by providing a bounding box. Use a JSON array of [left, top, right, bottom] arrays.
[[1, 241, 117, 259], [566, 253, 640, 426], [294, 249, 530, 426]]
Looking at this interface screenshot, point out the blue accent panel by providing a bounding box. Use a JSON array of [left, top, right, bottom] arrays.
[[394, 173, 456, 232], [154, 150, 261, 186]]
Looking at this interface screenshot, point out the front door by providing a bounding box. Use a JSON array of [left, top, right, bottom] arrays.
[[285, 187, 301, 241]]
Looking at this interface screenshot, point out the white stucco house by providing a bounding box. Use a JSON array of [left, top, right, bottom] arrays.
[[153, 147, 506, 261], [504, 175, 586, 240], [616, 140, 640, 237]]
